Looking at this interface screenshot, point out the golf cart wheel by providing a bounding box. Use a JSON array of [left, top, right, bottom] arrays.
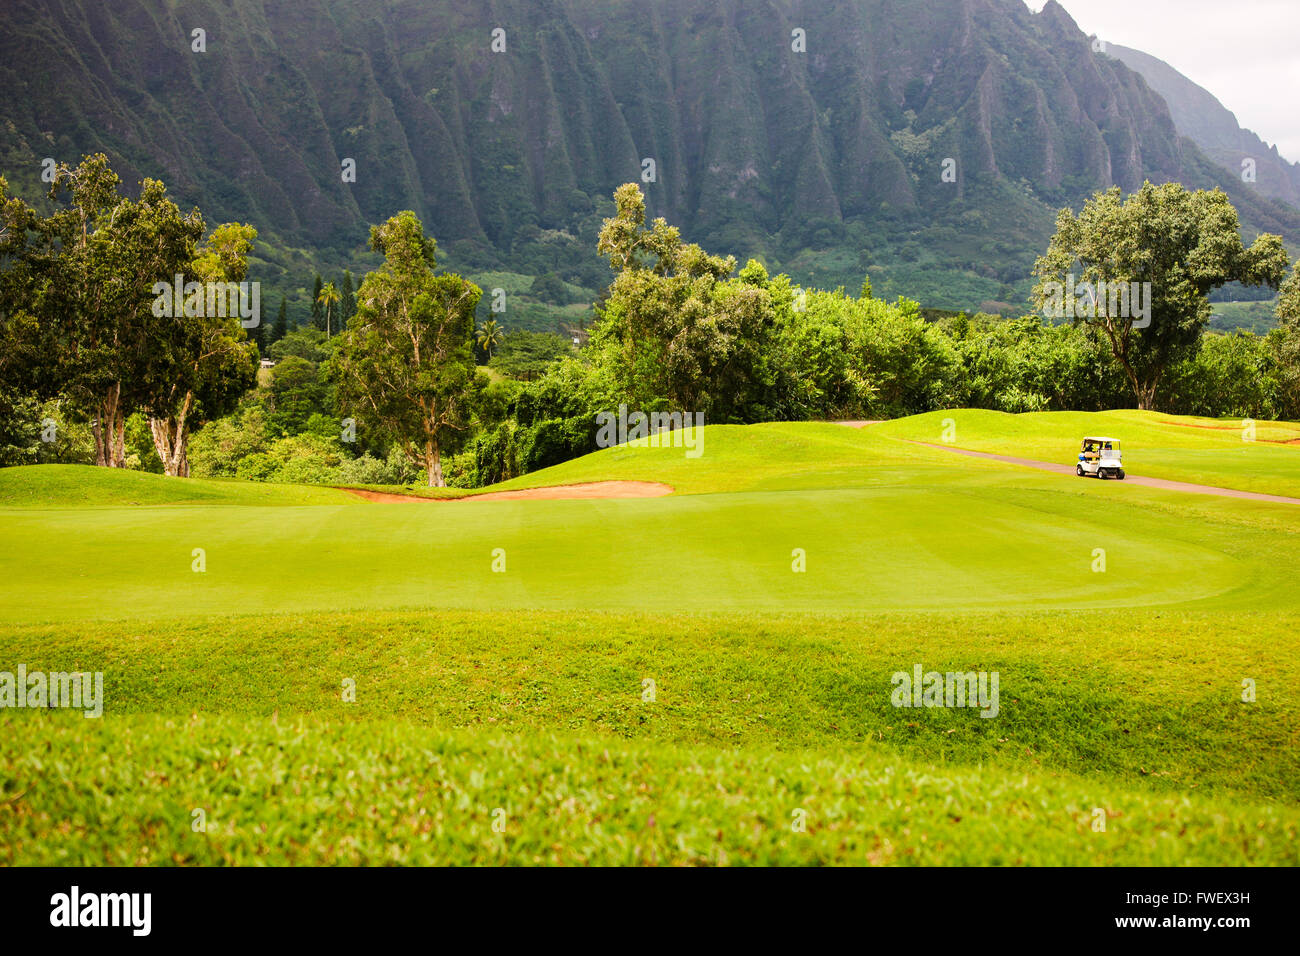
[[1117, 470, 1126, 481], [1076, 464, 1085, 477], [1099, 469, 1110, 480]]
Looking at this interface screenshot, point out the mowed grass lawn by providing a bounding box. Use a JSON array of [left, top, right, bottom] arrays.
[[3, 422, 1298, 622], [873, 409, 1300, 498], [2, 415, 1299, 864], [4, 609, 1298, 865]]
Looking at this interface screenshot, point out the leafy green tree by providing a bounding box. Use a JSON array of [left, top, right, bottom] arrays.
[[187, 398, 273, 478], [592, 183, 773, 419], [1160, 330, 1279, 419], [474, 377, 523, 431], [476, 318, 504, 360], [331, 212, 482, 487], [144, 222, 260, 476], [471, 423, 521, 486], [270, 325, 330, 364], [1271, 260, 1300, 418], [489, 330, 570, 381], [40, 155, 204, 466], [529, 271, 568, 304], [267, 355, 331, 436], [124, 412, 163, 472], [0, 175, 55, 445], [1033, 182, 1289, 409], [764, 277, 857, 418], [737, 259, 770, 288], [1278, 260, 1300, 327], [860, 275, 873, 300], [944, 313, 1127, 414]]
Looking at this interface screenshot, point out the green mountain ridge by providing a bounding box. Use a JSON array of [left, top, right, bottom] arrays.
[[1105, 41, 1300, 209], [1, 0, 1296, 317]]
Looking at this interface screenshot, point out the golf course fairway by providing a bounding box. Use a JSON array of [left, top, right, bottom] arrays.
[[2, 411, 1298, 865]]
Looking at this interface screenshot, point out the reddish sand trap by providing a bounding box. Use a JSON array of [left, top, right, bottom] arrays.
[[346, 481, 674, 503], [835, 420, 884, 428], [911, 441, 1300, 505]]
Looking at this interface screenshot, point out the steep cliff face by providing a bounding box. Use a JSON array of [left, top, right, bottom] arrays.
[[0, 0, 1293, 309], [1106, 41, 1300, 208]]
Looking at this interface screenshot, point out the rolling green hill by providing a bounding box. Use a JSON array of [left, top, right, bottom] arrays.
[[0, 464, 356, 508], [873, 409, 1300, 498], [4, 414, 1300, 621], [2, 419, 1299, 864]]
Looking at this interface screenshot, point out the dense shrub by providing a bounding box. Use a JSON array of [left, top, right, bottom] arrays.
[[470, 423, 522, 486], [520, 418, 588, 472], [1159, 330, 1286, 420]]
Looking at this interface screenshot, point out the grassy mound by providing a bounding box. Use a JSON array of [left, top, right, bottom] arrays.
[[3, 440, 1294, 623], [5, 712, 1294, 866], [4, 608, 1296, 800], [0, 464, 355, 508], [873, 409, 1300, 497], [3, 418, 1298, 865]]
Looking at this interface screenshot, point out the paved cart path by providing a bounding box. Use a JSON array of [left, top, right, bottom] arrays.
[[910, 441, 1300, 505]]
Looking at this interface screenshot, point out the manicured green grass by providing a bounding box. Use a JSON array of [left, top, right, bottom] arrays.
[[2, 420, 1298, 865], [0, 464, 356, 508], [873, 409, 1300, 498], [4, 608, 1296, 801], [3, 442, 1296, 624], [5, 712, 1294, 866]]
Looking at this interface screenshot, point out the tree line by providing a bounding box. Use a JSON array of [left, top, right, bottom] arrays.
[[4, 160, 1300, 488]]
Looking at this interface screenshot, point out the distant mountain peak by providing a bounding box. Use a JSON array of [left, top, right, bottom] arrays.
[[1104, 42, 1300, 205]]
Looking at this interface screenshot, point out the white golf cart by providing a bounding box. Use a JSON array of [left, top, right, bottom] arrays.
[[1076, 437, 1125, 480]]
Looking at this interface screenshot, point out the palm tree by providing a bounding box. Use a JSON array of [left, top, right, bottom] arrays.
[[317, 281, 341, 337], [476, 319, 504, 361]]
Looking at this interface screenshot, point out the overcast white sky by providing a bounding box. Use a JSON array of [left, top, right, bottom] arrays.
[[1024, 0, 1300, 161]]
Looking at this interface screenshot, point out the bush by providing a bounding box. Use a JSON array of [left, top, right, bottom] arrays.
[[998, 384, 1050, 413], [336, 451, 419, 486], [189, 403, 273, 478], [0, 396, 96, 467], [275, 455, 340, 485], [235, 453, 278, 482], [520, 418, 580, 472], [471, 423, 521, 486], [1159, 331, 1282, 419]]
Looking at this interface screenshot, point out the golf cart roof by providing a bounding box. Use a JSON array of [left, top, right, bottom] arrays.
[[1082, 436, 1121, 443]]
